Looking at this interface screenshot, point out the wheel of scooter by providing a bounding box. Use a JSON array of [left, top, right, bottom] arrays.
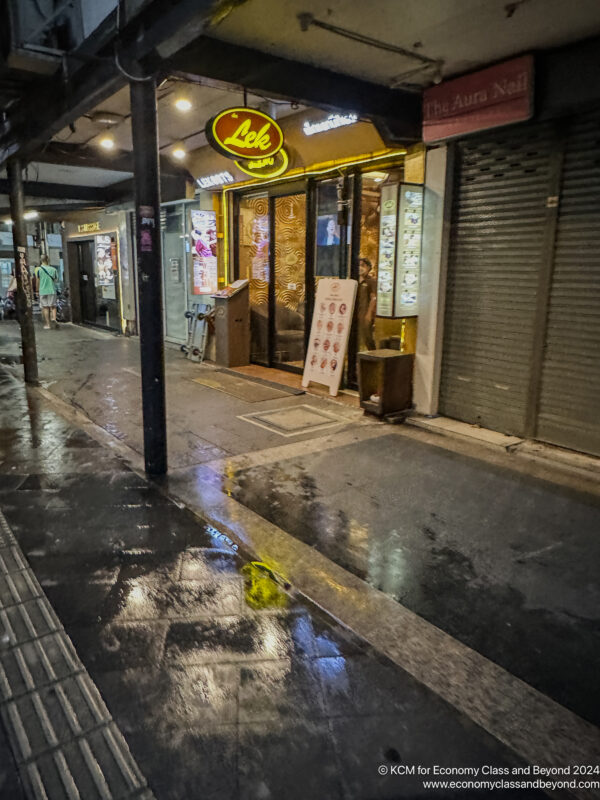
[[192, 348, 200, 356], [184, 311, 194, 319], [180, 345, 189, 353]]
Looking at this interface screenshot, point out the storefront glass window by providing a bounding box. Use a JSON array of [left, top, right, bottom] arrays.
[[356, 169, 418, 374], [161, 205, 188, 342], [315, 179, 350, 279]]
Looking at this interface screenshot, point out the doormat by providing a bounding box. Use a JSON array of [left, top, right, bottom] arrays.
[[217, 368, 304, 396], [238, 404, 347, 436], [192, 373, 291, 403]]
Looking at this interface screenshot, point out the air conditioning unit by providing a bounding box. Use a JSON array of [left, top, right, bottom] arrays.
[[1, 0, 84, 74]]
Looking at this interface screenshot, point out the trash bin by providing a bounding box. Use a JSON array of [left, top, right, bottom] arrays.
[[358, 349, 414, 417]]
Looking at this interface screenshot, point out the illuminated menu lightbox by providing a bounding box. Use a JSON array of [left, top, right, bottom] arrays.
[[376, 184, 398, 318], [376, 183, 423, 318]]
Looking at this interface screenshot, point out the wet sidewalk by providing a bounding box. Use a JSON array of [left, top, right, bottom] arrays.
[[0, 366, 549, 799], [2, 320, 600, 798], [7, 321, 598, 725]]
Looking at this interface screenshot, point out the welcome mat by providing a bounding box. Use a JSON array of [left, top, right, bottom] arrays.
[[217, 368, 304, 396], [192, 372, 291, 402]]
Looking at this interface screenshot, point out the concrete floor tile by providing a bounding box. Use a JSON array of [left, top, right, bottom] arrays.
[[238, 719, 343, 800]]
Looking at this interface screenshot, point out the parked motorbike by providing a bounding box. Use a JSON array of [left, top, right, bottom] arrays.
[[56, 287, 71, 323], [0, 294, 17, 321]]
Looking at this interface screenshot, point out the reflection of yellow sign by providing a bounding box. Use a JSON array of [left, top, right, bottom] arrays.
[[242, 562, 289, 610], [78, 222, 100, 233], [235, 148, 289, 180]]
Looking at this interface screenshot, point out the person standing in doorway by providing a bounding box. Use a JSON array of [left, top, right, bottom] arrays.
[[358, 257, 377, 351], [35, 256, 59, 330]]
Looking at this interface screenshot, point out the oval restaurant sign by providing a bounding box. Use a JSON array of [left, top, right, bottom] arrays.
[[206, 108, 284, 160]]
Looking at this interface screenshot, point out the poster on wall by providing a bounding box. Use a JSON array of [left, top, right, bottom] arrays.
[[394, 185, 423, 316], [376, 184, 398, 317], [95, 235, 114, 287], [302, 278, 357, 397], [190, 209, 218, 295]]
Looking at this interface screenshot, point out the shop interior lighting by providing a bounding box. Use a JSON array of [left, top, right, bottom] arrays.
[[174, 97, 192, 112], [172, 145, 187, 160], [99, 134, 115, 150], [23, 211, 39, 220], [364, 171, 388, 183]]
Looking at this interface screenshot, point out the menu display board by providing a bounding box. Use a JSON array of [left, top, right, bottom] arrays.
[[375, 183, 423, 318], [395, 185, 423, 316], [376, 184, 398, 317], [191, 209, 218, 295], [302, 278, 357, 396]]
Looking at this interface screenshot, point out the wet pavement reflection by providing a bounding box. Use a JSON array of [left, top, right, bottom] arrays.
[[226, 437, 600, 727], [0, 366, 546, 799]]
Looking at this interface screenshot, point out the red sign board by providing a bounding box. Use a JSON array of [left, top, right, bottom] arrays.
[[206, 108, 284, 160], [423, 55, 534, 142]]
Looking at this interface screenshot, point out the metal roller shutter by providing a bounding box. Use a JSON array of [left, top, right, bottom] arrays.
[[440, 124, 556, 436], [536, 111, 600, 456]]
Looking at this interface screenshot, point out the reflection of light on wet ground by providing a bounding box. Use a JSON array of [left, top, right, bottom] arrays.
[[206, 524, 238, 551], [368, 529, 407, 597], [128, 584, 145, 605], [262, 624, 281, 657]]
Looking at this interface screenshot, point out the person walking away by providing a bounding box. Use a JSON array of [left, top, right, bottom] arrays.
[[35, 256, 59, 329], [358, 257, 377, 351]]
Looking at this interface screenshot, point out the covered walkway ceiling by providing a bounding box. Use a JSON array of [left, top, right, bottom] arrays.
[[1, 0, 600, 212], [208, 0, 600, 87]]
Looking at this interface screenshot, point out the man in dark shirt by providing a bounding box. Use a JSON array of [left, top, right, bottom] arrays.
[[357, 257, 377, 350]]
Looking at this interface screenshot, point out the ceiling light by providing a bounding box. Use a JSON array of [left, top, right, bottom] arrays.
[[23, 211, 39, 220], [172, 145, 187, 160], [89, 111, 123, 126], [99, 134, 115, 150], [174, 97, 192, 112]]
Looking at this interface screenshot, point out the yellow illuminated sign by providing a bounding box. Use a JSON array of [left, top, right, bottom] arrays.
[[77, 221, 100, 233], [235, 148, 289, 179], [207, 108, 284, 160]]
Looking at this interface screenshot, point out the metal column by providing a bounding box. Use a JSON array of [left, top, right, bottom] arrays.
[[7, 158, 38, 384], [130, 77, 167, 476]]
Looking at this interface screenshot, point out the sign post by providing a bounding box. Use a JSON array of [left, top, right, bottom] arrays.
[[7, 158, 38, 385]]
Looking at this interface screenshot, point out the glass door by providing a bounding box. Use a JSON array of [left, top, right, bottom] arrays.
[[77, 240, 97, 325], [162, 205, 188, 343], [273, 193, 306, 369], [237, 193, 270, 365]]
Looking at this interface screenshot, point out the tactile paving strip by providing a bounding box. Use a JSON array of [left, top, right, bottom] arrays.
[[0, 509, 155, 799]]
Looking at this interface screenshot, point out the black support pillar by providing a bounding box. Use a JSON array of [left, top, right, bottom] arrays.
[[7, 158, 38, 385], [130, 77, 167, 476]]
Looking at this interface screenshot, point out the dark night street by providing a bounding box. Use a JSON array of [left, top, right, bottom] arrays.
[[2, 1, 600, 798]]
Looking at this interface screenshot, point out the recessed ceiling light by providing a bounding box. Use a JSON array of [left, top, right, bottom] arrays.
[[174, 97, 192, 112], [172, 146, 187, 160], [23, 211, 39, 220], [99, 135, 115, 150]]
